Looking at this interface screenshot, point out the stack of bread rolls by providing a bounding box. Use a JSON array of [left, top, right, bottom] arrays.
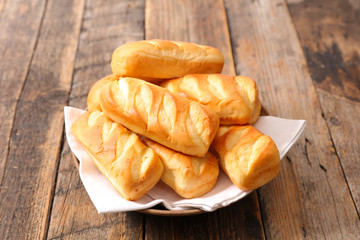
[[71, 39, 280, 201]]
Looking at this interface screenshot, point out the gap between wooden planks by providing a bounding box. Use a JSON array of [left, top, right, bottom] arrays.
[[0, 0, 46, 186], [51, 0, 266, 239], [47, 0, 146, 239], [0, 0, 354, 236], [225, 0, 360, 238], [145, 0, 266, 239], [287, 0, 360, 216], [0, 0, 84, 239]]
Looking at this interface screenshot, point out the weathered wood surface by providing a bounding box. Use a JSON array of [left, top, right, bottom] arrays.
[[287, 0, 360, 215], [287, 0, 360, 101], [0, 0, 359, 239], [145, 0, 265, 239], [144, 192, 264, 240], [145, 0, 235, 76], [0, 0, 84, 239], [0, 0, 46, 186], [225, 0, 360, 239], [47, 0, 145, 239]]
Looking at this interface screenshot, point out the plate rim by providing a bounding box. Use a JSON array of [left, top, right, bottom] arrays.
[[138, 208, 205, 216]]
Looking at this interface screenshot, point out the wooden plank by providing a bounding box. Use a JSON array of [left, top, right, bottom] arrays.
[[144, 192, 264, 240], [225, 0, 360, 239], [145, 0, 235, 75], [287, 0, 360, 101], [287, 0, 360, 215], [317, 89, 360, 214], [0, 0, 46, 186], [47, 0, 146, 238], [0, 0, 84, 239], [144, 0, 265, 239]]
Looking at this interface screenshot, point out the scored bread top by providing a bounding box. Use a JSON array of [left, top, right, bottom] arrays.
[[71, 111, 163, 201], [100, 77, 220, 157], [87, 74, 118, 112], [212, 125, 280, 191], [111, 40, 224, 81], [161, 74, 261, 125], [143, 138, 219, 199]]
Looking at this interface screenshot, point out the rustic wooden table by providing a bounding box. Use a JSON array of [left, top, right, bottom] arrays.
[[1, 0, 359, 239]]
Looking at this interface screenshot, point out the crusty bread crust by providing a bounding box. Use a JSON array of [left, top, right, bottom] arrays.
[[162, 74, 261, 125], [100, 77, 220, 157], [143, 138, 219, 198], [71, 111, 163, 200], [212, 125, 280, 191], [111, 40, 224, 81]]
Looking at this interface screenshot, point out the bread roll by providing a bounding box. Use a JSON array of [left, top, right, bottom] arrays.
[[100, 77, 220, 157], [87, 74, 118, 111], [161, 74, 261, 125], [212, 125, 280, 191], [71, 111, 163, 201], [143, 138, 219, 198], [111, 40, 224, 81]]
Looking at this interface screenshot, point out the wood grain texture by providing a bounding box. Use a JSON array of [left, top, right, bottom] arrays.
[[0, 0, 46, 186], [145, 0, 235, 75], [145, 0, 265, 238], [70, 0, 146, 109], [0, 0, 84, 239], [287, 0, 360, 215], [47, 0, 146, 238], [145, 192, 264, 240], [287, 0, 360, 101], [225, 0, 360, 239], [317, 89, 360, 214]]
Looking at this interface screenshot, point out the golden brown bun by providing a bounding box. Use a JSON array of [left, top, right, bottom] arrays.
[[71, 111, 163, 200], [143, 138, 219, 198], [212, 125, 280, 191], [100, 77, 220, 157], [111, 40, 224, 81], [161, 74, 261, 125], [87, 74, 118, 111]]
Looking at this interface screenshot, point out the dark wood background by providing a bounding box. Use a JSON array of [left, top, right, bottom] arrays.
[[0, 0, 359, 239]]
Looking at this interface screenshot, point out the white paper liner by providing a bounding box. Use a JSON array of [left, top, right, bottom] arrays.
[[64, 106, 306, 213]]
